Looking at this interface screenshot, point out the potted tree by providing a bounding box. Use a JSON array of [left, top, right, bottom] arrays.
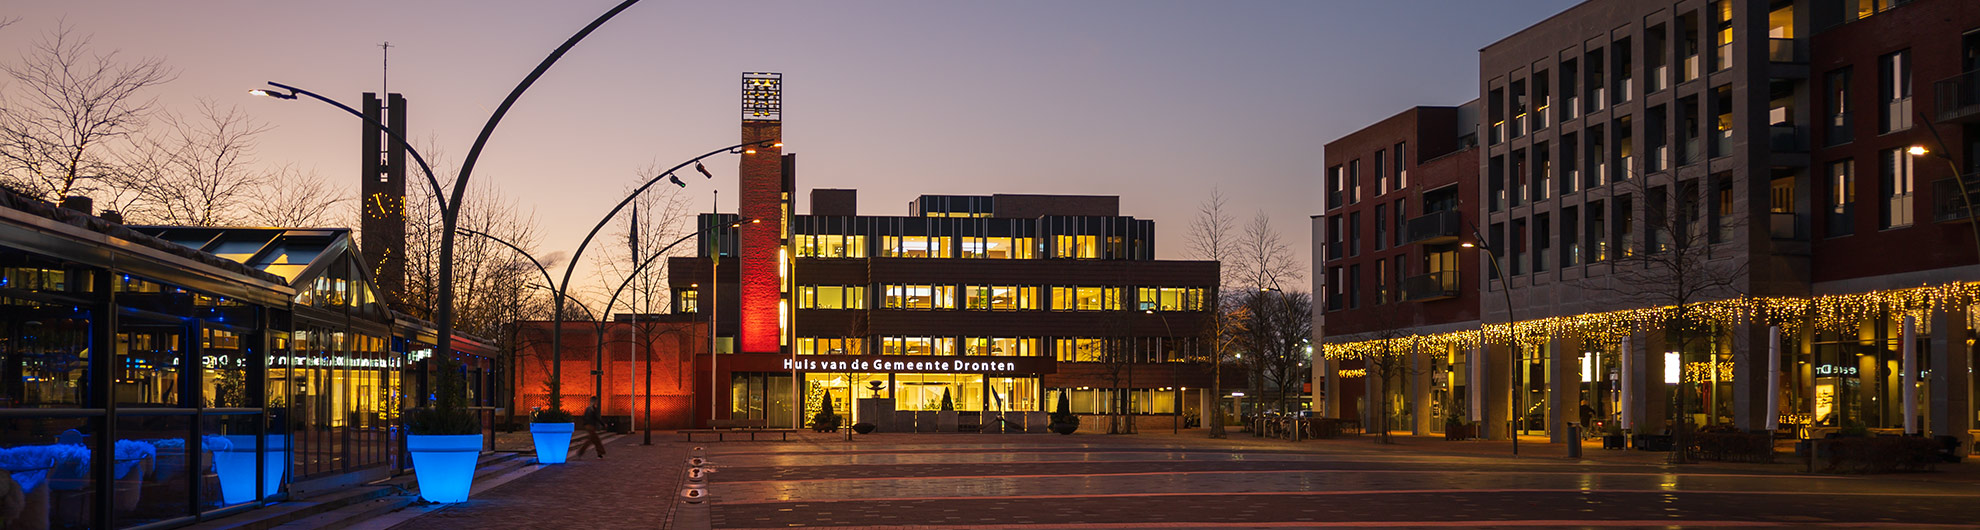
[[937, 388, 960, 432], [1048, 392, 1080, 435], [530, 407, 576, 465], [812, 396, 842, 432], [1602, 420, 1627, 450], [406, 355, 483, 503]]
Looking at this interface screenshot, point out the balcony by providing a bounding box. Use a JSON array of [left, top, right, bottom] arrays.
[[1769, 125, 1807, 152], [1770, 212, 1802, 239], [1406, 210, 1463, 245], [1933, 176, 1980, 223], [1768, 38, 1805, 63], [1935, 70, 1980, 123], [1402, 272, 1460, 302]]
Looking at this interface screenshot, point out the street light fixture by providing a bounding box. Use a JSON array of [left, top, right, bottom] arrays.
[[1461, 234, 1520, 456], [255, 0, 647, 412]]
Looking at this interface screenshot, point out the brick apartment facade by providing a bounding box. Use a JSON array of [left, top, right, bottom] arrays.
[[1317, 0, 1980, 452], [1315, 105, 1483, 432]]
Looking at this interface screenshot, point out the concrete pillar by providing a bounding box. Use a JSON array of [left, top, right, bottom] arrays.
[[1319, 356, 1340, 418], [1549, 335, 1576, 443], [1364, 356, 1383, 434], [1932, 304, 1972, 454], [1732, 322, 1771, 432], [1468, 347, 1484, 423], [1410, 343, 1432, 435], [1483, 342, 1513, 440], [1641, 331, 1669, 434]]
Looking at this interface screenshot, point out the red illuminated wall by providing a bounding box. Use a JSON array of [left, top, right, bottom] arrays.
[[738, 120, 784, 354], [512, 320, 705, 429]]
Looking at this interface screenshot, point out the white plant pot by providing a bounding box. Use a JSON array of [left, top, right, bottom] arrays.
[[407, 434, 483, 503], [530, 423, 575, 464]]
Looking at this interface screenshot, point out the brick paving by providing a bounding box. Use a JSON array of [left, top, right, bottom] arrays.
[[387, 434, 691, 530], [378, 429, 1980, 529]]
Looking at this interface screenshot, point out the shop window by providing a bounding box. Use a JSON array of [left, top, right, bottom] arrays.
[[964, 337, 1038, 357], [1053, 338, 1109, 362]]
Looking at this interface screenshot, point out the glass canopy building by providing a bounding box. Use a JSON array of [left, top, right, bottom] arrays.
[[0, 192, 496, 529]]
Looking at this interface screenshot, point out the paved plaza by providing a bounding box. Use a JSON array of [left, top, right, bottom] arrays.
[[383, 432, 1980, 529]]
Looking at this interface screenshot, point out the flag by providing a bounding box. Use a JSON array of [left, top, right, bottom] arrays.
[[629, 202, 639, 259], [668, 173, 686, 188], [695, 161, 713, 179]]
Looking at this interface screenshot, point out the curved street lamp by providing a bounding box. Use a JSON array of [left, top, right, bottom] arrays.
[[249, 1, 647, 421], [1460, 233, 1519, 456], [250, 83, 449, 213], [546, 140, 778, 412]]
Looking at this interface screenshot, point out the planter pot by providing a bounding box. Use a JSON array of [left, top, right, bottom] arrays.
[[529, 423, 575, 465], [213, 435, 288, 506], [407, 434, 484, 503], [1602, 434, 1626, 450], [3, 464, 52, 530], [111, 458, 146, 511], [1049, 422, 1078, 435], [852, 423, 876, 434]]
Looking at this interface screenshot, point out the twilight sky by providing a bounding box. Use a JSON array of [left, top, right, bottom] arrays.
[[3, 0, 1577, 294]]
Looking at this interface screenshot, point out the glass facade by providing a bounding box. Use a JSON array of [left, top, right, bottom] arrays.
[[0, 224, 496, 529]]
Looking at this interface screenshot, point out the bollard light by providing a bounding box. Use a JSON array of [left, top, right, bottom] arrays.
[[687, 457, 707, 467], [681, 487, 707, 503], [686, 467, 707, 483]]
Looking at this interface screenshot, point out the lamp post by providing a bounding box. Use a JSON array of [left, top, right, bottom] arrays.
[[1907, 144, 1980, 261], [1460, 236, 1519, 456], [256, 0, 647, 413], [466, 219, 754, 443]]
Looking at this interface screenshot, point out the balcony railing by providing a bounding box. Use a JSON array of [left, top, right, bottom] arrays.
[[1770, 212, 1802, 239], [1768, 38, 1805, 63], [1406, 209, 1463, 245], [1769, 124, 1807, 152], [1563, 95, 1579, 119], [1402, 272, 1460, 302], [1933, 176, 1980, 222], [1681, 54, 1701, 82], [1935, 69, 1980, 123]]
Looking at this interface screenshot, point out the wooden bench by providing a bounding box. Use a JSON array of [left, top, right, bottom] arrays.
[[680, 419, 800, 441]]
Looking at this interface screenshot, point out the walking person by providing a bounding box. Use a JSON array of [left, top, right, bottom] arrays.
[[1578, 400, 1596, 440], [575, 396, 607, 459]]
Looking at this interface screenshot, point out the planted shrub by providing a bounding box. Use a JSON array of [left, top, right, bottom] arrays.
[[409, 355, 480, 435], [534, 407, 575, 424], [1823, 437, 1941, 473], [1693, 432, 1775, 463], [812, 397, 841, 432]]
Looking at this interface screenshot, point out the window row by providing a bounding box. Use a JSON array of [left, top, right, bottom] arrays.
[[1324, 142, 1408, 209], [1825, 149, 1917, 236], [792, 234, 1099, 260], [1046, 388, 1182, 414], [1488, 1, 1747, 148]]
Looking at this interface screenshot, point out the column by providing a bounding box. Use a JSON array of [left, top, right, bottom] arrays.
[[1732, 321, 1771, 432], [1931, 304, 1971, 452], [1410, 343, 1432, 435], [1549, 335, 1576, 443], [1483, 342, 1513, 440], [1640, 331, 1669, 434], [1363, 357, 1382, 433]]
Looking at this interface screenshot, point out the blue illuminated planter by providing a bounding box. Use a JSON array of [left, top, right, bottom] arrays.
[[529, 423, 575, 464], [407, 434, 483, 503], [213, 435, 288, 506]]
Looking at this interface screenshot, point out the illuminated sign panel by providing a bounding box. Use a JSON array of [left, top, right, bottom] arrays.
[[779, 355, 1055, 375]]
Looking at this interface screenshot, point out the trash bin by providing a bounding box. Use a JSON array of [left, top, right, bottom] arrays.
[[1567, 423, 1582, 458]]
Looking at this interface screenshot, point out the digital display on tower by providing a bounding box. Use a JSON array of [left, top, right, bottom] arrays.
[[743, 72, 781, 122]]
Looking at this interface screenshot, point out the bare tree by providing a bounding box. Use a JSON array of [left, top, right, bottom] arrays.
[[0, 23, 175, 202], [1584, 172, 1747, 463], [1358, 302, 1423, 444], [244, 166, 353, 227], [113, 101, 271, 225], [1238, 288, 1312, 422], [1233, 212, 1303, 291]]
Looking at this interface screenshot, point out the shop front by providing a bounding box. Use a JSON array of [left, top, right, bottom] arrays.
[[702, 353, 1055, 429]]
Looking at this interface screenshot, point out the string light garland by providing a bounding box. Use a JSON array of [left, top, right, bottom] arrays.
[[1321, 281, 1980, 360]]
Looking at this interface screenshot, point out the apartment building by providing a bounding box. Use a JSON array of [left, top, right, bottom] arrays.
[[1315, 105, 1482, 433], [1319, 0, 1980, 452]]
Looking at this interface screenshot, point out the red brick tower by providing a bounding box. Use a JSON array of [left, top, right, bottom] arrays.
[[738, 73, 787, 354]]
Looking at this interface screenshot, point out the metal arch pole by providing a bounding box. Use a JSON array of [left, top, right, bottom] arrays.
[[265, 82, 448, 213], [440, 0, 644, 405]]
